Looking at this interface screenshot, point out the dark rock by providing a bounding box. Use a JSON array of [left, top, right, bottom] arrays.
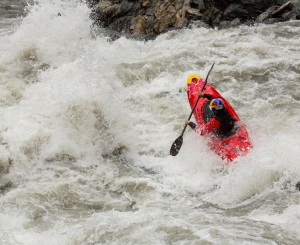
[[188, 19, 210, 29], [218, 18, 242, 29], [271, 1, 293, 17], [274, 0, 292, 6], [239, 0, 278, 16], [262, 17, 283, 24], [86, 0, 300, 38], [201, 5, 223, 27], [218, 20, 231, 29], [293, 0, 300, 11], [190, 0, 203, 6], [282, 9, 300, 20], [224, 4, 249, 20], [190, 0, 204, 10], [143, 33, 158, 41], [95, 0, 139, 27], [257, 6, 278, 22], [186, 7, 202, 20], [165, 26, 184, 33], [231, 17, 242, 27]]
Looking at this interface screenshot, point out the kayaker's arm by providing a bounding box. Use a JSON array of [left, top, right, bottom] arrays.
[[198, 92, 213, 100], [185, 120, 197, 129], [185, 118, 220, 135]]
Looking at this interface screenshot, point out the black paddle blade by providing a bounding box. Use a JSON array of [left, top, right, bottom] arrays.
[[170, 136, 183, 156]]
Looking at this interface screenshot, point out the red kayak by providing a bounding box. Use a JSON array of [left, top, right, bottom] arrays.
[[186, 74, 252, 162]]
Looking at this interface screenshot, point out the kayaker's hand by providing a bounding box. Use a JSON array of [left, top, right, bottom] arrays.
[[185, 120, 190, 125], [198, 92, 204, 98]]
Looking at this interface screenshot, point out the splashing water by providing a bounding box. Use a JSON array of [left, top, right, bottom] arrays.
[[0, 0, 300, 244]]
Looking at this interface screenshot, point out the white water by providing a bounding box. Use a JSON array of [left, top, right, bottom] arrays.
[[0, 0, 300, 244]]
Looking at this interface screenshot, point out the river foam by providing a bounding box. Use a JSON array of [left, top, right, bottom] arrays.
[[0, 0, 300, 244]]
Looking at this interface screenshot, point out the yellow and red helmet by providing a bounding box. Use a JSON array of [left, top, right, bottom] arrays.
[[186, 74, 200, 91]]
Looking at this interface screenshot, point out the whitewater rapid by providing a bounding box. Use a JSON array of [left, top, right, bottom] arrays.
[[0, 0, 300, 244]]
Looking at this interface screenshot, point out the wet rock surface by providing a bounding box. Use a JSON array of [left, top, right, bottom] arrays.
[[87, 0, 300, 38]]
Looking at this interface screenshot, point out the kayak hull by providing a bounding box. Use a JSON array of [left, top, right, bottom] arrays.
[[187, 79, 252, 162]]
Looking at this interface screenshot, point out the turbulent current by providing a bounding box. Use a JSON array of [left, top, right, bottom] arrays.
[[0, 0, 300, 244]]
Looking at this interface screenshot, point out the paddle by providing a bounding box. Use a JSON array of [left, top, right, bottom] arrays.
[[170, 62, 215, 156]]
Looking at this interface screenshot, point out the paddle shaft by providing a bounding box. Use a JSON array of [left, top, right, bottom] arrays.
[[169, 62, 215, 156], [180, 62, 215, 137]]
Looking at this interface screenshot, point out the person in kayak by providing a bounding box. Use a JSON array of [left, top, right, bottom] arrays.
[[185, 92, 236, 138]]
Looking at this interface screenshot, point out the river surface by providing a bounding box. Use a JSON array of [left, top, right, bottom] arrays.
[[0, 0, 300, 244]]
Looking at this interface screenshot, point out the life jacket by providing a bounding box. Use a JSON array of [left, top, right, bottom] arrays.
[[213, 108, 235, 138]]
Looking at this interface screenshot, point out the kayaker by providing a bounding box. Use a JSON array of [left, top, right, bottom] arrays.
[[185, 92, 236, 138]]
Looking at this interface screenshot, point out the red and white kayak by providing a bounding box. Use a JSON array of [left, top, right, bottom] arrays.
[[186, 74, 252, 162]]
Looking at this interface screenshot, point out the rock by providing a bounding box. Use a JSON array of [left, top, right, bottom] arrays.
[[154, 0, 190, 34], [224, 4, 249, 20], [186, 7, 202, 20], [282, 9, 300, 20], [270, 0, 292, 16], [231, 17, 242, 27], [86, 0, 300, 38], [262, 17, 283, 24], [257, 6, 278, 22], [130, 16, 148, 35], [218, 20, 231, 29], [201, 5, 223, 27], [94, 0, 139, 30], [218, 18, 242, 29], [281, 0, 300, 20], [236, 0, 275, 15], [190, 0, 204, 11], [190, 0, 203, 7], [293, 0, 300, 13], [188, 19, 210, 29]]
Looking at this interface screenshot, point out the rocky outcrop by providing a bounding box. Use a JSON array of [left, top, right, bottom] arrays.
[[154, 0, 190, 34], [204, 0, 299, 29], [87, 0, 300, 38]]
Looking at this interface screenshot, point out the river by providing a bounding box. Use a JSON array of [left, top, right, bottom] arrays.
[[0, 0, 300, 244]]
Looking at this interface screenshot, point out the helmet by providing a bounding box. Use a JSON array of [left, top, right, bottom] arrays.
[[186, 74, 201, 91], [210, 98, 224, 110], [186, 74, 200, 84]]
